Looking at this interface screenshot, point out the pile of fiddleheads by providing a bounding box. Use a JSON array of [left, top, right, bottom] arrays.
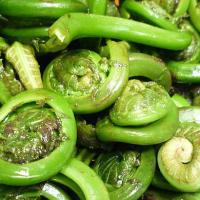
[[1, 0, 200, 199]]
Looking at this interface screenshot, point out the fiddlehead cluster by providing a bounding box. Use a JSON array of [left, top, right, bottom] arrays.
[[0, 0, 199, 198]]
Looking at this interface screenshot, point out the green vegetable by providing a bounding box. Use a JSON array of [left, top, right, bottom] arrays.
[[43, 40, 129, 114], [189, 0, 200, 33], [0, 182, 72, 199], [152, 0, 190, 17], [178, 106, 200, 124], [171, 94, 190, 107], [169, 21, 200, 64], [61, 158, 110, 200], [87, 0, 107, 14], [94, 147, 156, 200], [0, 0, 87, 19], [151, 170, 179, 192], [96, 80, 178, 145], [22, 13, 192, 52], [0, 89, 76, 185], [52, 174, 85, 200], [158, 106, 200, 192], [6, 41, 43, 89], [129, 52, 172, 91], [109, 80, 171, 126], [168, 62, 200, 83], [121, 0, 178, 31], [1, 27, 49, 44]]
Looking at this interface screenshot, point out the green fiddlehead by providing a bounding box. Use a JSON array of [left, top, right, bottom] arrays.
[[109, 80, 171, 126], [52, 174, 85, 200], [87, 0, 107, 14], [189, 0, 200, 33], [0, 89, 76, 186], [167, 20, 200, 83], [6, 42, 43, 89], [121, 0, 178, 31], [158, 106, 200, 192], [61, 158, 110, 200], [0, 0, 88, 19], [34, 13, 191, 52], [0, 182, 72, 200], [171, 94, 190, 107], [93, 147, 156, 200], [128, 53, 172, 91], [0, 27, 49, 44], [43, 40, 129, 114], [167, 62, 200, 83], [169, 20, 200, 64], [152, 0, 190, 17], [96, 79, 178, 145]]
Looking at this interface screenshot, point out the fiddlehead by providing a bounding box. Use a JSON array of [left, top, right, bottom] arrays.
[[0, 89, 76, 185], [61, 158, 110, 200], [171, 94, 190, 107], [189, 0, 200, 33], [0, 0, 88, 19], [167, 20, 200, 83], [6, 42, 43, 89], [52, 174, 85, 200], [0, 182, 72, 200], [151, 0, 190, 17], [43, 40, 129, 114], [121, 0, 179, 31], [169, 21, 200, 64], [158, 106, 200, 192], [96, 80, 178, 145], [33, 13, 191, 53], [109, 80, 171, 126], [93, 147, 156, 200], [128, 53, 172, 91]]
